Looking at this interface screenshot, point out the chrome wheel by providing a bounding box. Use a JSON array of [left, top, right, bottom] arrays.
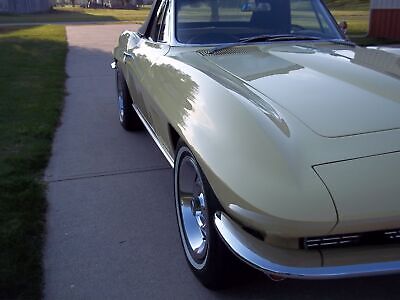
[[176, 150, 210, 268], [116, 69, 126, 124], [174, 143, 233, 288], [114, 68, 142, 131], [118, 93, 124, 123]]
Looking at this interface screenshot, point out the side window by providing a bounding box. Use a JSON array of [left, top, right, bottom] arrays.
[[157, 1, 170, 42], [315, 9, 334, 35], [291, 0, 320, 31], [148, 0, 170, 43]]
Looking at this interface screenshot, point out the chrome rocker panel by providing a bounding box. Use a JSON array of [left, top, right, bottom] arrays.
[[214, 212, 400, 279], [131, 103, 174, 167]]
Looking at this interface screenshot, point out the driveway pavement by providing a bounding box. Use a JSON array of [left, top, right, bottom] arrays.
[[44, 24, 400, 299]]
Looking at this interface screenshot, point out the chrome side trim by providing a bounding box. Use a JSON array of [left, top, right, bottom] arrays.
[[131, 104, 174, 168], [214, 212, 400, 279]]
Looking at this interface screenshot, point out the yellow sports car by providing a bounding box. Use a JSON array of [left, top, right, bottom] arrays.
[[113, 0, 400, 288]]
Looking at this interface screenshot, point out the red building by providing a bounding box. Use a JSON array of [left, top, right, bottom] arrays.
[[369, 0, 400, 39]]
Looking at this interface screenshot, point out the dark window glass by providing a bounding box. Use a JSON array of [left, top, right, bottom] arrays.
[[175, 0, 341, 44]]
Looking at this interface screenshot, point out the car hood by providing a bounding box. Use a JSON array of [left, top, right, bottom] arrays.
[[200, 43, 400, 137]]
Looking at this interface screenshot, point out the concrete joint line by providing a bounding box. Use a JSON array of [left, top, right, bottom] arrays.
[[45, 165, 171, 183]]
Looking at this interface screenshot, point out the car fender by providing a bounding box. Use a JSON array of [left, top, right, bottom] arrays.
[[151, 52, 337, 238]]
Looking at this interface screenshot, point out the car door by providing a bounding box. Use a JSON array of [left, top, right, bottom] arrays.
[[121, 0, 169, 125], [118, 31, 147, 119], [132, 0, 171, 140]]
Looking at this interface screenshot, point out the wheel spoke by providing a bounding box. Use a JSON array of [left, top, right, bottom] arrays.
[[180, 191, 193, 204], [200, 223, 207, 240]]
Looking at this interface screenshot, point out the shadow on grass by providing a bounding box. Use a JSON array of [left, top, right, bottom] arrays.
[[350, 35, 400, 46], [0, 25, 67, 300], [0, 25, 38, 35], [326, 0, 370, 11]]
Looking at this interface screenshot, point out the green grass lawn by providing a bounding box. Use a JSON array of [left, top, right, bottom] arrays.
[[326, 0, 400, 45], [325, 0, 369, 10], [0, 6, 150, 24], [330, 12, 400, 45], [331, 10, 370, 35], [0, 25, 67, 299], [325, 0, 371, 39]]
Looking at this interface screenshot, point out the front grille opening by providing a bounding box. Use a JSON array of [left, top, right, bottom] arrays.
[[302, 228, 400, 250]]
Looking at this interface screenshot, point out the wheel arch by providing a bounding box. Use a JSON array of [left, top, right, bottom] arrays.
[[168, 123, 180, 159]]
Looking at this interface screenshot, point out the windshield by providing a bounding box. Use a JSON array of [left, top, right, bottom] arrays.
[[175, 0, 342, 44]]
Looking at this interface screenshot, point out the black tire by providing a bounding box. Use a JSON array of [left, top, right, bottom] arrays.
[[174, 141, 232, 289], [116, 67, 142, 131]]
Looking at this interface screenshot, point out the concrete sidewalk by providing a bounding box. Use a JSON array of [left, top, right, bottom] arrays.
[[43, 24, 400, 300], [44, 24, 242, 300], [43, 24, 190, 299]]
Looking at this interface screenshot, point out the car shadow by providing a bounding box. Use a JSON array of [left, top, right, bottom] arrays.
[[213, 259, 400, 299]]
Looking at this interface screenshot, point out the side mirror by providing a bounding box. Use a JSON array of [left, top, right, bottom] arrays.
[[339, 21, 348, 34]]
